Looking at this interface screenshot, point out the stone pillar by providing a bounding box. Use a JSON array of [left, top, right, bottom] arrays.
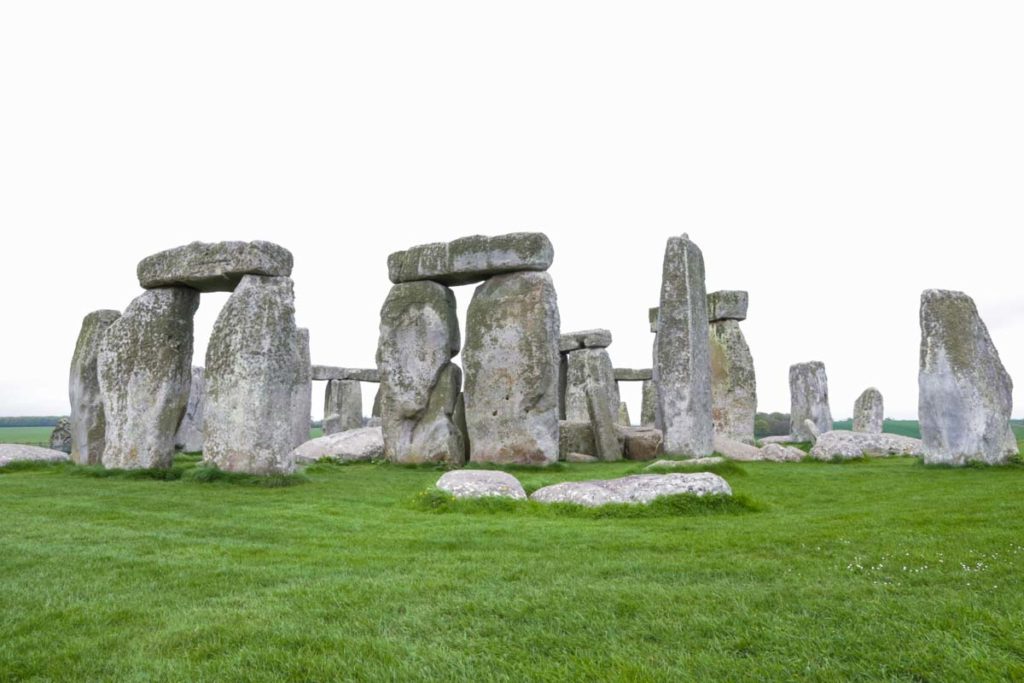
[[174, 367, 206, 453], [292, 328, 312, 446], [708, 290, 756, 443], [562, 339, 621, 461], [853, 387, 883, 434], [640, 379, 656, 425], [98, 288, 198, 469], [204, 275, 302, 475], [789, 361, 832, 441], [653, 234, 713, 457], [324, 379, 363, 434], [69, 309, 121, 465]]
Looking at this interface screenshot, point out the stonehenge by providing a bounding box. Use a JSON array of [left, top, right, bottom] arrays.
[[137, 240, 293, 292], [789, 362, 832, 442], [69, 309, 121, 464], [708, 290, 756, 443], [853, 388, 884, 434], [49, 417, 72, 454], [323, 380, 363, 434], [388, 233, 554, 286], [561, 330, 621, 460], [174, 367, 206, 453]]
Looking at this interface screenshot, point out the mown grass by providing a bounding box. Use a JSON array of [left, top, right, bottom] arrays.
[[0, 425, 54, 445], [2, 456, 1024, 681]]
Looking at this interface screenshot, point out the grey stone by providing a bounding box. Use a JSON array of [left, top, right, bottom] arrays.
[[790, 362, 832, 441], [311, 366, 380, 382], [323, 379, 362, 435], [810, 430, 923, 460], [759, 444, 805, 462], [98, 288, 198, 470], [371, 385, 382, 418], [709, 319, 756, 443], [618, 402, 631, 426], [377, 282, 466, 466], [640, 379, 656, 425], [463, 271, 560, 465], [649, 307, 659, 334], [618, 425, 663, 460], [436, 470, 527, 500], [653, 234, 713, 457], [614, 368, 652, 382], [707, 290, 748, 322], [758, 434, 796, 444], [564, 348, 621, 455], [291, 328, 312, 447], [566, 453, 599, 463], [137, 241, 293, 293], [587, 385, 624, 461], [364, 417, 383, 428], [388, 232, 554, 286], [853, 388, 884, 434], [69, 309, 121, 465], [712, 434, 762, 461], [0, 444, 70, 468], [919, 289, 1017, 466], [174, 367, 205, 453], [803, 419, 821, 444], [645, 457, 725, 471], [204, 276, 301, 475], [531, 473, 731, 507], [48, 417, 72, 454], [291, 427, 384, 464], [559, 420, 595, 459], [558, 329, 612, 352]]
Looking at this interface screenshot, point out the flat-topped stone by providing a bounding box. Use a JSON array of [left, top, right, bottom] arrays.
[[436, 470, 527, 500], [291, 427, 384, 464], [388, 232, 554, 286], [312, 366, 380, 383], [810, 430, 923, 460], [137, 241, 293, 293], [531, 473, 731, 507], [0, 444, 70, 468], [614, 368, 652, 382], [707, 291, 748, 322], [558, 329, 612, 352]]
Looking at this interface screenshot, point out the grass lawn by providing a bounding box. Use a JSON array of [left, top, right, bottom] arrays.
[[2, 454, 1024, 681], [0, 426, 55, 446]]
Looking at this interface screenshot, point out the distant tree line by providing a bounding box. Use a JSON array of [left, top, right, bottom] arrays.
[[0, 416, 65, 428], [754, 413, 790, 438]]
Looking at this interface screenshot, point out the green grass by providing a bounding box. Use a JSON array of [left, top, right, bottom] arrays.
[[831, 419, 923, 438], [0, 425, 54, 445], [2, 457, 1024, 680]]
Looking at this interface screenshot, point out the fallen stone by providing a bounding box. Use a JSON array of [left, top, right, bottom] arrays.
[[531, 473, 732, 507], [137, 241, 293, 293], [388, 232, 554, 286], [174, 367, 205, 453], [759, 444, 805, 462], [49, 417, 72, 454], [712, 434, 762, 461], [759, 434, 797, 444], [617, 425, 663, 460], [566, 453, 599, 463], [311, 366, 380, 382], [436, 470, 527, 500], [809, 430, 923, 460], [707, 290, 748, 322], [645, 457, 725, 471], [614, 368, 652, 382], [790, 362, 832, 441], [709, 319, 756, 443], [98, 287, 198, 470], [323, 379, 362, 435], [853, 387, 884, 434], [0, 444, 70, 468], [291, 427, 384, 464], [558, 329, 612, 352], [69, 309, 121, 465], [559, 421, 595, 459]]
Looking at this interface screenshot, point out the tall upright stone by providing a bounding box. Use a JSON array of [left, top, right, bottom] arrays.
[[790, 362, 832, 441], [69, 309, 121, 465], [919, 289, 1016, 465], [853, 387, 884, 434], [640, 379, 656, 425], [291, 328, 312, 446], [564, 347, 622, 461], [204, 276, 301, 474], [98, 288, 198, 469], [653, 234, 713, 457], [324, 379, 363, 434], [174, 367, 206, 453], [376, 281, 466, 465], [463, 271, 561, 465], [708, 303, 756, 443]]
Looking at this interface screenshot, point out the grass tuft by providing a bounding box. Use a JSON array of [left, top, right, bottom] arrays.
[[0, 460, 70, 474], [182, 465, 309, 487], [637, 460, 748, 478]]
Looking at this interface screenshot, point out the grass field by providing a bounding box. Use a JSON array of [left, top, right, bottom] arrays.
[[0, 426, 54, 445], [3, 450, 1024, 681]]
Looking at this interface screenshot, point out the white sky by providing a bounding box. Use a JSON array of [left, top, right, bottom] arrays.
[[2, 2, 1022, 421]]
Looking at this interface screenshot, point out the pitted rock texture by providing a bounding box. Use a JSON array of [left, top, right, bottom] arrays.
[[712, 435, 762, 461], [653, 234, 713, 457], [709, 320, 756, 443], [758, 444, 805, 462], [618, 425, 663, 460], [810, 430, 923, 460], [559, 421, 596, 459], [853, 387, 884, 434], [204, 276, 302, 475], [0, 444, 70, 468], [291, 427, 384, 464], [436, 470, 528, 500], [789, 362, 832, 441], [649, 307, 659, 333], [558, 329, 612, 352], [174, 367, 205, 453], [618, 402, 631, 427], [312, 366, 380, 382], [323, 379, 362, 435], [564, 348, 621, 460], [919, 289, 1016, 466], [69, 309, 121, 465], [707, 290, 748, 322], [531, 473, 731, 507], [98, 288, 198, 470], [137, 241, 293, 293], [388, 232, 554, 286], [49, 417, 72, 454], [463, 271, 560, 465]]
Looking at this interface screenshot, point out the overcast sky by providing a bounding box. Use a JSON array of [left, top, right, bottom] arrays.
[[2, 2, 1022, 421]]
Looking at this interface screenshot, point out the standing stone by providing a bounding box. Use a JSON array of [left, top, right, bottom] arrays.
[[709, 319, 756, 443], [324, 379, 363, 434], [49, 417, 72, 454], [853, 387, 884, 434], [463, 271, 560, 465], [371, 385, 383, 418], [641, 379, 656, 425], [377, 281, 466, 465], [204, 276, 301, 475], [919, 289, 1016, 465], [618, 402, 631, 427], [653, 234, 713, 457], [98, 288, 198, 469], [291, 328, 312, 447], [706, 290, 748, 322], [564, 349, 620, 424], [69, 309, 121, 465], [174, 367, 206, 453], [789, 362, 832, 442]]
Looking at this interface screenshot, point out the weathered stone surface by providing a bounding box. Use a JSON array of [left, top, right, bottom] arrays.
[[640, 379, 656, 425], [49, 417, 72, 454], [790, 362, 832, 441], [853, 388, 884, 434], [712, 434, 762, 461], [759, 434, 797, 444], [709, 320, 756, 443], [618, 402, 631, 426], [463, 272, 560, 465], [707, 290, 748, 322], [204, 276, 301, 475], [69, 309, 121, 465], [559, 421, 595, 459], [558, 329, 612, 352], [564, 349, 621, 460], [803, 419, 821, 444], [531, 473, 731, 507], [291, 328, 312, 447], [919, 289, 1016, 466], [291, 427, 384, 464], [323, 379, 362, 435], [0, 444, 70, 468], [810, 430, 923, 460], [645, 457, 725, 471], [587, 385, 624, 460], [371, 385, 383, 418], [759, 444, 805, 462], [436, 470, 528, 500], [566, 453, 599, 463], [98, 288, 198, 470], [653, 234, 713, 457], [311, 366, 380, 382], [388, 232, 554, 286], [649, 307, 659, 333], [174, 367, 205, 453], [617, 425, 663, 460], [614, 368, 652, 382], [377, 282, 466, 466], [137, 241, 293, 293]]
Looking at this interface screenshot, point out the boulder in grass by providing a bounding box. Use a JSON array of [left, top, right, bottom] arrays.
[[758, 444, 805, 462], [291, 427, 384, 464], [530, 472, 731, 507], [618, 426, 663, 460], [0, 444, 70, 468], [435, 470, 527, 500], [809, 430, 923, 461]]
